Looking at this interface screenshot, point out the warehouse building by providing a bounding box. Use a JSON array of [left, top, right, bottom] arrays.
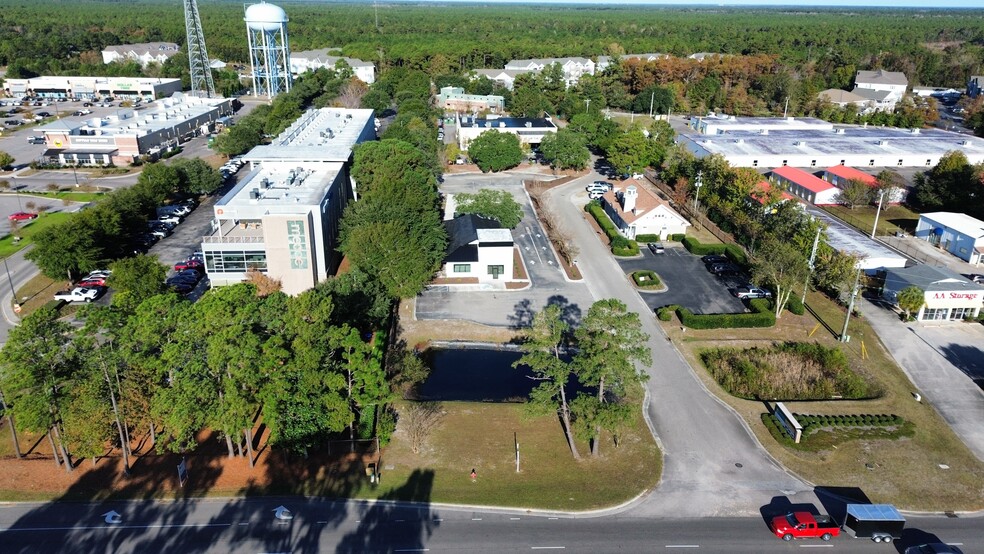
[[822, 165, 907, 204], [38, 93, 233, 166], [769, 166, 840, 206], [202, 107, 376, 295], [883, 265, 982, 322], [679, 115, 984, 169], [3, 76, 182, 101], [914, 212, 984, 265]]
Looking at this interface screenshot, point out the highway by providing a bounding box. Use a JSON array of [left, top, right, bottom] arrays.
[[0, 497, 978, 553]]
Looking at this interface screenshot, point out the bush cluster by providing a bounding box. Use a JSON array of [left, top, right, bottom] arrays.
[[681, 237, 747, 264], [786, 294, 806, 316], [632, 270, 661, 287], [656, 305, 677, 321], [678, 298, 775, 329], [795, 413, 904, 429], [585, 202, 639, 256], [669, 233, 687, 242], [635, 233, 661, 242]]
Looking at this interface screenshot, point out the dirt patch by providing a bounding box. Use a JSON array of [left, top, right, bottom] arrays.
[[513, 247, 528, 280], [397, 298, 520, 351], [430, 277, 480, 285]]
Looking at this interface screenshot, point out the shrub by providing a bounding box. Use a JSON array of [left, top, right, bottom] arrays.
[[585, 201, 639, 255], [656, 305, 677, 321], [681, 237, 747, 265], [670, 233, 686, 242], [632, 270, 661, 287], [678, 297, 775, 329], [786, 294, 806, 315], [635, 233, 661, 242]]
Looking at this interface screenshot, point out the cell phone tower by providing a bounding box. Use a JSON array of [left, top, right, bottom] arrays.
[[245, 2, 292, 98], [184, 0, 216, 97]]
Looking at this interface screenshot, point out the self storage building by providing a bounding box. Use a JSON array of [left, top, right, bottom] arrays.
[[883, 265, 983, 321]]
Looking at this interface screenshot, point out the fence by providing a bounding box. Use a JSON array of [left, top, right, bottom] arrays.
[[641, 170, 739, 246]]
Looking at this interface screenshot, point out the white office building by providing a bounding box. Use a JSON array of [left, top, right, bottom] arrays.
[[883, 265, 982, 322], [102, 43, 180, 68], [456, 114, 556, 149], [915, 212, 984, 265], [202, 108, 376, 295], [289, 48, 375, 84]]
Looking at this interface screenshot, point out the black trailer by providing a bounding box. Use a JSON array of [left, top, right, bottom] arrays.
[[842, 504, 906, 543]]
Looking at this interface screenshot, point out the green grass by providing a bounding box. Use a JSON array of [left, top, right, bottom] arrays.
[[3, 191, 105, 202], [375, 401, 661, 510], [822, 204, 921, 236], [0, 211, 74, 257], [761, 413, 914, 452]]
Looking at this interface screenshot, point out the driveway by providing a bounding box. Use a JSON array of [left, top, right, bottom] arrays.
[[548, 171, 813, 517], [415, 173, 594, 327], [859, 296, 984, 461], [616, 244, 749, 314]]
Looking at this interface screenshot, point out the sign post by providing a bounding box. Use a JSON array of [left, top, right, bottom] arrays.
[[774, 402, 803, 444], [177, 457, 188, 487]]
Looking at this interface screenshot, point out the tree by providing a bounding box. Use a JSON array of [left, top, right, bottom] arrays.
[[835, 178, 874, 209], [134, 162, 180, 204], [173, 158, 223, 196], [107, 254, 169, 314], [896, 285, 925, 321], [361, 88, 391, 113], [573, 299, 651, 456], [539, 128, 590, 170], [515, 304, 580, 460], [400, 402, 444, 454], [631, 85, 674, 115], [606, 128, 655, 176], [0, 151, 15, 170], [454, 189, 524, 229], [352, 139, 438, 196], [26, 218, 102, 280], [467, 130, 524, 172], [0, 307, 77, 471], [751, 239, 811, 318]]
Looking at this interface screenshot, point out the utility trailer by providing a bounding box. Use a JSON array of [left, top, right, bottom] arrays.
[[842, 504, 906, 543]]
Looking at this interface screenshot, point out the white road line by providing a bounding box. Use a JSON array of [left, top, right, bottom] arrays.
[[798, 545, 833, 548], [548, 517, 559, 520], [471, 518, 482, 521], [665, 546, 700, 549], [238, 522, 249, 526], [394, 549, 429, 552], [510, 517, 521, 520], [316, 521, 327, 524], [530, 547, 565, 550], [0, 522, 232, 532]]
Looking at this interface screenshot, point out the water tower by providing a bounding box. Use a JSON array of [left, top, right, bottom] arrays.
[[245, 2, 292, 98]]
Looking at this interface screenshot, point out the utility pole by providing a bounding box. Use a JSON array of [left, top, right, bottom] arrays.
[[840, 267, 863, 342], [871, 188, 887, 239], [649, 91, 655, 118], [692, 170, 704, 214], [801, 227, 822, 304], [585, 98, 590, 113], [783, 96, 789, 118]]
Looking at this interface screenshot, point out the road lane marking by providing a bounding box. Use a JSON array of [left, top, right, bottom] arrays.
[[471, 518, 482, 521], [0, 523, 232, 532], [238, 522, 249, 526], [531, 547, 565, 550], [548, 517, 559, 520], [510, 517, 521, 520], [394, 549, 429, 552], [665, 546, 700, 549], [798, 545, 833, 548]]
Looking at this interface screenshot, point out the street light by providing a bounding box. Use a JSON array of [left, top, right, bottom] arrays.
[[692, 170, 704, 213], [840, 267, 863, 343], [871, 188, 887, 239]]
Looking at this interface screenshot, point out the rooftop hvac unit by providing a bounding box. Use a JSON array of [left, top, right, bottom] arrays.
[[735, 138, 744, 144], [760, 129, 769, 135], [249, 189, 260, 200], [960, 140, 971, 146], [835, 128, 846, 134], [878, 140, 889, 146], [525, 122, 532, 128], [345, 113, 352, 119], [794, 141, 806, 147], [260, 177, 271, 189], [910, 128, 920, 134]]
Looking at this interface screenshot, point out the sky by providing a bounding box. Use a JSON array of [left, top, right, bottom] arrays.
[[379, 1, 984, 8]]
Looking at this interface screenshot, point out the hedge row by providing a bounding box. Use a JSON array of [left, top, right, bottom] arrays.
[[676, 298, 775, 329], [632, 270, 662, 287], [585, 202, 639, 256], [795, 413, 905, 429], [681, 237, 747, 265], [635, 233, 662, 242], [785, 294, 806, 316]]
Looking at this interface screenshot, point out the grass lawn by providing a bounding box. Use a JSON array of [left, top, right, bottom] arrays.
[[11, 272, 78, 318], [660, 290, 984, 512], [822, 204, 921, 236], [375, 401, 661, 510], [0, 211, 75, 257], [3, 191, 105, 202]]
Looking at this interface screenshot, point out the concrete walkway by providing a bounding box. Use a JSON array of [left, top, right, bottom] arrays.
[[858, 296, 984, 461]]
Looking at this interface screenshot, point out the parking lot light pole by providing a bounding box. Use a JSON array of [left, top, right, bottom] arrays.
[[871, 188, 886, 239], [801, 227, 822, 304], [840, 267, 863, 343], [692, 170, 704, 213]]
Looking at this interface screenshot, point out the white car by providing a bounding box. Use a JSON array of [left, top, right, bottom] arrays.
[[588, 191, 604, 200], [158, 214, 181, 225], [54, 287, 100, 303]]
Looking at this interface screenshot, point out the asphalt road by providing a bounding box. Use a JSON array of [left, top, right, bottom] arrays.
[[616, 244, 749, 315], [0, 497, 977, 554]]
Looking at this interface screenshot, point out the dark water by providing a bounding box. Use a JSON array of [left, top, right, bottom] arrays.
[[417, 347, 584, 402]]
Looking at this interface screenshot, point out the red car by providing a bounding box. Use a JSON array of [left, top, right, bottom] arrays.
[[174, 259, 204, 272], [8, 212, 38, 221], [77, 278, 106, 288]]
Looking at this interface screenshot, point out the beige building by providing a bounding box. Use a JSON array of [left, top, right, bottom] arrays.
[[436, 86, 504, 114], [3, 76, 182, 100], [102, 42, 181, 68], [599, 180, 690, 239], [202, 107, 376, 295]]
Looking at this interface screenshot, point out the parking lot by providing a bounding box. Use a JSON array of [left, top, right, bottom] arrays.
[[617, 243, 750, 315]]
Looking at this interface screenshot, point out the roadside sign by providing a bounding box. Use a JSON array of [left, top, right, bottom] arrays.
[[177, 457, 188, 487], [13, 304, 21, 314]]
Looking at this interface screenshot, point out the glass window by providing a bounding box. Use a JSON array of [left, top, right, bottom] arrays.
[[950, 307, 972, 320], [487, 265, 505, 279], [782, 160, 788, 166], [205, 250, 267, 273], [453, 264, 471, 273], [921, 307, 947, 321], [897, 159, 903, 166], [869, 159, 875, 166], [811, 160, 816, 167]]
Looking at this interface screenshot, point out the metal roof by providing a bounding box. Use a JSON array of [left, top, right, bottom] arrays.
[[855, 69, 908, 87], [919, 212, 984, 238]]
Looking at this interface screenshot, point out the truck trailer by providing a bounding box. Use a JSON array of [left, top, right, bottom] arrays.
[[842, 504, 906, 543]]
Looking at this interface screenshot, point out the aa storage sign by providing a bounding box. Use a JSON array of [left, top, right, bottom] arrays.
[[286, 220, 308, 270]]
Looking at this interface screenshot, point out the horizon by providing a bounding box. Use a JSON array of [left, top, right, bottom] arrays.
[[321, 0, 984, 9]]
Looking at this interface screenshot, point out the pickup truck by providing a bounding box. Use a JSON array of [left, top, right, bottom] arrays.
[[53, 287, 100, 303], [770, 511, 840, 541]]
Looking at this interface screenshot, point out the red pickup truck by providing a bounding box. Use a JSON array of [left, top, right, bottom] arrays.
[[770, 511, 841, 541]]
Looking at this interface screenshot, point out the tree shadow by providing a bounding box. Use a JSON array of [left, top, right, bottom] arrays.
[[508, 298, 535, 330], [335, 469, 438, 553], [546, 294, 582, 329], [937, 343, 984, 390]]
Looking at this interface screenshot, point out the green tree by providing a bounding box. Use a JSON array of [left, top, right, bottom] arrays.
[[539, 128, 590, 170], [835, 178, 874, 209], [631, 85, 674, 115], [353, 139, 438, 196], [26, 218, 102, 281], [342, 219, 445, 299], [896, 285, 925, 321], [173, 157, 223, 196], [467, 130, 524, 173], [607, 128, 654, 176], [214, 116, 264, 157], [0, 306, 77, 471], [752, 239, 811, 318], [330, 325, 390, 441], [454, 189, 524, 229], [515, 304, 580, 460], [134, 162, 180, 204], [107, 254, 169, 314], [573, 299, 651, 456], [0, 151, 15, 170]]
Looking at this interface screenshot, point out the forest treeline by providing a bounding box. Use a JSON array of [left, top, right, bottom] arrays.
[[1, 2, 983, 91]]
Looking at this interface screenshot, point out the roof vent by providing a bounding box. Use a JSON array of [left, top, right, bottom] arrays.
[[835, 128, 846, 135], [735, 138, 744, 144], [794, 141, 806, 147], [878, 140, 889, 146], [909, 128, 920, 134], [760, 129, 769, 135], [960, 139, 971, 146], [249, 189, 260, 200]]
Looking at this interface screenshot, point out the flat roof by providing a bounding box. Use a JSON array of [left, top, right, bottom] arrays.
[[805, 205, 907, 269], [38, 93, 227, 138], [217, 161, 344, 215], [885, 264, 982, 292], [846, 504, 905, 522], [825, 165, 876, 184], [919, 212, 984, 238], [245, 107, 375, 162], [683, 125, 984, 160], [459, 115, 555, 129]]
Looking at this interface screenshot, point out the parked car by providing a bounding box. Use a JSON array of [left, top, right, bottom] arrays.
[[148, 228, 170, 239], [158, 214, 181, 225], [905, 544, 963, 554], [174, 259, 204, 272], [733, 286, 772, 299], [8, 212, 38, 221], [27, 136, 45, 144], [700, 254, 729, 264], [967, 273, 984, 284], [53, 287, 100, 303], [77, 278, 107, 288], [588, 191, 604, 200], [707, 263, 741, 276], [647, 242, 665, 254]]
